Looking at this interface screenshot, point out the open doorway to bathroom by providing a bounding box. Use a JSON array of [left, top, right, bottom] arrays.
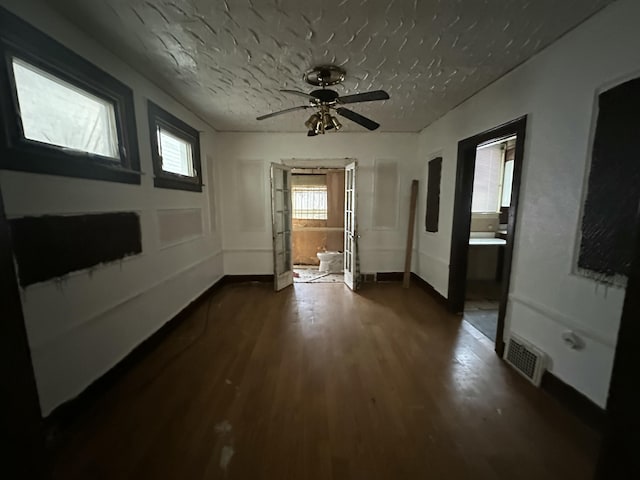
[[291, 167, 346, 284], [464, 136, 516, 343], [448, 116, 527, 355]]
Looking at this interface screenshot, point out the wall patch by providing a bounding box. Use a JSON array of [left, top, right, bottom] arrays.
[[10, 212, 142, 287]]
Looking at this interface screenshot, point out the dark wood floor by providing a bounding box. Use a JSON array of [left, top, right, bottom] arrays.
[[50, 282, 599, 479]]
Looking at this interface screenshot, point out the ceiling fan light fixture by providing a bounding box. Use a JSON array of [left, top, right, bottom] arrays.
[[257, 65, 389, 135], [322, 112, 334, 131], [304, 113, 321, 130]]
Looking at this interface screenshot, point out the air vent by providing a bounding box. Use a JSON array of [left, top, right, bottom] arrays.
[[504, 334, 547, 386]]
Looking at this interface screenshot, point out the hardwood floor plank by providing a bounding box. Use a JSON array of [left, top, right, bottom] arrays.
[[51, 282, 599, 479]]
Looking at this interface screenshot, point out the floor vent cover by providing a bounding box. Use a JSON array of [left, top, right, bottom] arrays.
[[504, 334, 546, 386]]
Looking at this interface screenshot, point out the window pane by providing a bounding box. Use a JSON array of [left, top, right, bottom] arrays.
[[472, 145, 502, 213], [158, 127, 194, 177], [12, 57, 119, 159], [501, 159, 514, 207], [292, 186, 327, 219]]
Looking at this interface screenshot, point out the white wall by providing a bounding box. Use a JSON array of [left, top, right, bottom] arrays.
[[3, 0, 633, 415], [415, 0, 640, 407], [217, 133, 419, 275], [0, 0, 223, 415]]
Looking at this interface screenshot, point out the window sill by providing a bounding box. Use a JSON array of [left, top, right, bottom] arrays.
[[153, 176, 202, 192], [0, 152, 141, 184]]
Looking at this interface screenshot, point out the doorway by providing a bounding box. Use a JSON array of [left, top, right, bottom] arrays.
[[448, 116, 527, 355], [464, 136, 516, 342], [290, 167, 345, 284], [270, 160, 359, 291]]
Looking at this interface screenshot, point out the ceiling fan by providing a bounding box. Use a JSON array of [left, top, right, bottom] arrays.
[[256, 65, 389, 136]]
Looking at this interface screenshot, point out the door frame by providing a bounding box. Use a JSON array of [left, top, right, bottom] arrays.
[[448, 115, 527, 356], [281, 158, 357, 288], [0, 187, 49, 477]]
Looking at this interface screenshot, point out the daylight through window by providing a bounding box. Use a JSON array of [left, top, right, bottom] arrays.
[[157, 127, 194, 177], [472, 144, 504, 213], [147, 100, 202, 192], [292, 185, 328, 219], [12, 57, 119, 159]]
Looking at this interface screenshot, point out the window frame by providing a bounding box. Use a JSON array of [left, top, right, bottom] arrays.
[[147, 101, 202, 193], [0, 7, 140, 184]]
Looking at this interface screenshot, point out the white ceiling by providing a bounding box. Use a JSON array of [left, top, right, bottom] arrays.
[[47, 0, 613, 133]]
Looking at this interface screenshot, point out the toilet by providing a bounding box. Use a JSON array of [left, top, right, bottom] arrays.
[[317, 251, 343, 273]]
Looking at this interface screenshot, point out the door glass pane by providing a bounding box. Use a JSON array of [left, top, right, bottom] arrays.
[[283, 210, 291, 231], [274, 170, 284, 189], [275, 211, 284, 233], [275, 192, 284, 212], [284, 232, 291, 267], [276, 251, 285, 274]]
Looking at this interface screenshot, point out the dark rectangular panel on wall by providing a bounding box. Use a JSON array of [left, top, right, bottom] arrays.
[[10, 212, 142, 287], [578, 77, 640, 280], [425, 157, 442, 233]]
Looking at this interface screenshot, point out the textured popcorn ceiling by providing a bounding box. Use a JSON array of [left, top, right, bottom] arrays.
[[48, 0, 612, 132]]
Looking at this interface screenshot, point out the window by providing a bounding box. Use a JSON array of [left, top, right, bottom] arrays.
[[0, 7, 140, 183], [472, 144, 503, 213], [292, 185, 328, 219], [472, 137, 517, 214], [148, 101, 202, 192], [13, 58, 119, 159], [501, 158, 514, 207]]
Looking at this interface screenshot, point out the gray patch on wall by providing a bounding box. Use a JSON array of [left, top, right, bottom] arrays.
[[373, 160, 398, 229], [237, 160, 266, 232], [577, 77, 640, 286], [10, 212, 142, 287], [157, 208, 203, 247]]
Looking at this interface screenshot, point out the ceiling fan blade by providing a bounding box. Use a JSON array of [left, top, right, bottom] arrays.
[[256, 105, 310, 121], [336, 107, 380, 131], [280, 89, 316, 101], [337, 90, 389, 104]]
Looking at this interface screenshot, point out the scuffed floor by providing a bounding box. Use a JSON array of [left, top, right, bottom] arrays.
[[50, 282, 599, 479], [294, 266, 344, 283]]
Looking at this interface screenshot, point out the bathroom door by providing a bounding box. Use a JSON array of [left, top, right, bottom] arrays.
[[344, 161, 359, 290], [271, 163, 293, 291]]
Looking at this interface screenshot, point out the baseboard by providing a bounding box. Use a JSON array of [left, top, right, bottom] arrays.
[[376, 272, 404, 282], [410, 272, 448, 307], [541, 371, 606, 432], [223, 274, 274, 284], [43, 275, 229, 445]]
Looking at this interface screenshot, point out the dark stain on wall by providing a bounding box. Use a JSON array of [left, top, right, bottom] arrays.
[[578, 77, 640, 280], [10, 212, 142, 287], [426, 157, 442, 233]]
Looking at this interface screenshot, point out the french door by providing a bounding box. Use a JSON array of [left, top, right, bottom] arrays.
[[344, 161, 359, 290], [270, 163, 293, 291]]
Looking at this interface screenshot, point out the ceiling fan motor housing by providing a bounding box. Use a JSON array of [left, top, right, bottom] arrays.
[[310, 89, 339, 104], [304, 65, 346, 87]]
